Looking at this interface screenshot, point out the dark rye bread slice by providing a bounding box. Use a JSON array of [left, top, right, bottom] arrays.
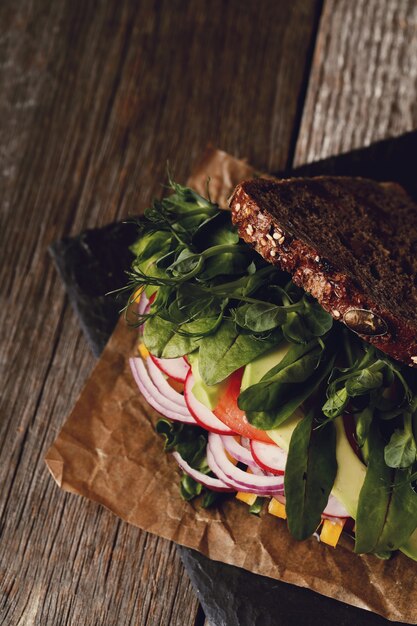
[[230, 176, 417, 367]]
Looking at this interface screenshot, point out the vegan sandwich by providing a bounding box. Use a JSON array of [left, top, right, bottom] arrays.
[[124, 175, 417, 561]]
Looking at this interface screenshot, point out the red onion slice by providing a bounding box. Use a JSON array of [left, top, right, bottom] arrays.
[[137, 292, 150, 317], [220, 435, 258, 467], [172, 451, 233, 492], [207, 433, 285, 495], [240, 437, 251, 451], [129, 358, 196, 424], [250, 440, 286, 475], [150, 354, 190, 382], [184, 373, 234, 435], [272, 493, 349, 519], [137, 293, 150, 335], [145, 358, 190, 414], [322, 494, 350, 519]]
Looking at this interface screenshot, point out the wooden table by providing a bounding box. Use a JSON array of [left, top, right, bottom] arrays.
[[1, 1, 417, 624]]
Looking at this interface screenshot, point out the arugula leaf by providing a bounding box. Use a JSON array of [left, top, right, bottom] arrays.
[[198, 320, 282, 385], [284, 411, 337, 540], [355, 422, 417, 553]]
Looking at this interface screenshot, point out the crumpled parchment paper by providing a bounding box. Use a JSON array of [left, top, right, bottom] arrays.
[[46, 147, 417, 624]]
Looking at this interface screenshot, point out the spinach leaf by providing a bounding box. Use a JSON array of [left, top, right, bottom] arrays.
[[233, 302, 287, 333], [244, 355, 335, 430], [143, 315, 200, 357], [198, 320, 282, 385], [355, 406, 373, 447], [130, 230, 172, 260], [239, 341, 335, 430], [201, 250, 252, 280], [282, 311, 312, 343], [238, 341, 324, 412], [304, 302, 333, 336], [355, 422, 417, 553], [384, 413, 417, 469], [282, 301, 333, 344], [168, 248, 202, 277], [192, 210, 239, 248], [284, 411, 337, 540]]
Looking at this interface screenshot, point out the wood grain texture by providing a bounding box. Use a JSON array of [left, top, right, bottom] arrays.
[[294, 0, 417, 165], [0, 1, 319, 624]]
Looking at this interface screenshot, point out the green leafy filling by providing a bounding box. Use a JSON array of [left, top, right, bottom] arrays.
[[125, 180, 417, 557]]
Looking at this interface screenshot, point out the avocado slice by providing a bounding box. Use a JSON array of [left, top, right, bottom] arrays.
[[190, 354, 227, 409], [241, 342, 290, 390]]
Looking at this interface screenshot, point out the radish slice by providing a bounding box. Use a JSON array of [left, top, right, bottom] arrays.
[[150, 354, 190, 383], [129, 358, 196, 424], [184, 373, 234, 435], [172, 451, 233, 492], [250, 440, 286, 475], [220, 435, 258, 467], [207, 433, 285, 495]]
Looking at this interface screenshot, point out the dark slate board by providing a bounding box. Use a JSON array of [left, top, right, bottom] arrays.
[[49, 131, 417, 626]]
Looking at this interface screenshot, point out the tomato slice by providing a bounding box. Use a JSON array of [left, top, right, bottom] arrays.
[[213, 369, 273, 443]]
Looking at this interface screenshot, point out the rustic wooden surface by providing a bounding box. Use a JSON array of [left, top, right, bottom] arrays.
[[294, 0, 417, 165], [0, 1, 321, 625]]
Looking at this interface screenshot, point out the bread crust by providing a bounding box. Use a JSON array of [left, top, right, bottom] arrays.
[[231, 179, 417, 367]]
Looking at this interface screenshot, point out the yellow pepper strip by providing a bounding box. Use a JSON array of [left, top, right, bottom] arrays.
[[268, 497, 287, 520], [236, 492, 258, 506], [320, 519, 345, 548], [132, 287, 143, 303], [138, 343, 150, 359]]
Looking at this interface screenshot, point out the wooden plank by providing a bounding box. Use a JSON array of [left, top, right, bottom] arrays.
[[294, 0, 417, 165], [0, 1, 320, 624]]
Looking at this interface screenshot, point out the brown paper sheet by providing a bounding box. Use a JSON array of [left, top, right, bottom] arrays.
[[46, 148, 417, 624]]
